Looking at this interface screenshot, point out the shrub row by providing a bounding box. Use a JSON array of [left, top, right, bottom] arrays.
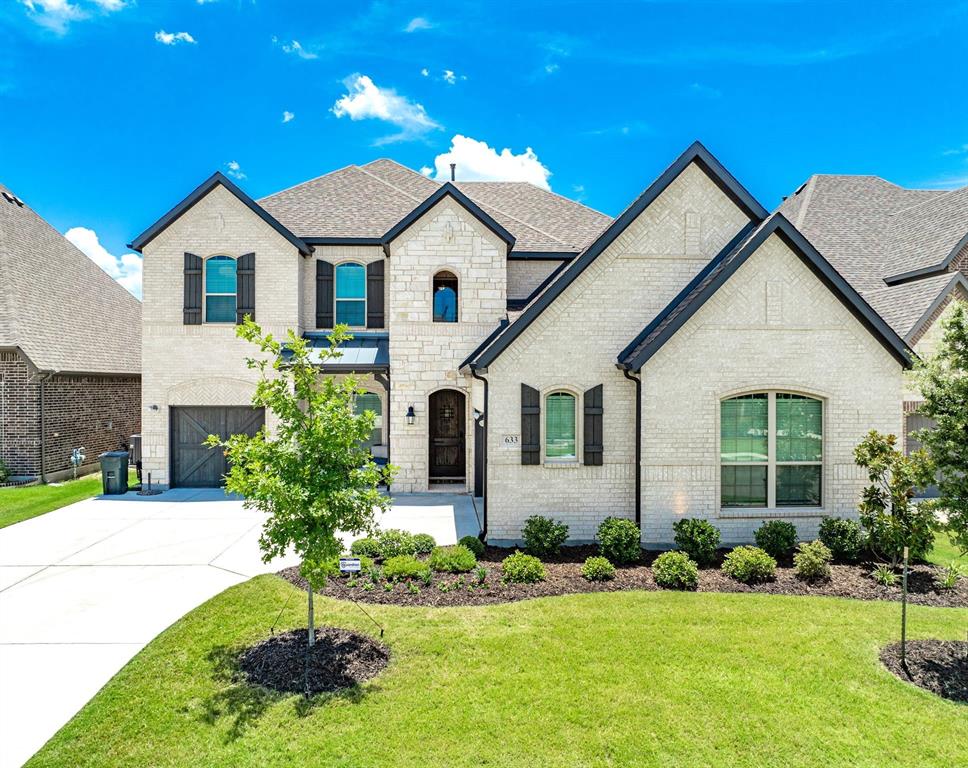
[[350, 529, 438, 560]]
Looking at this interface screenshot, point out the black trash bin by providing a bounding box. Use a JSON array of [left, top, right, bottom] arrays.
[[99, 451, 129, 495]]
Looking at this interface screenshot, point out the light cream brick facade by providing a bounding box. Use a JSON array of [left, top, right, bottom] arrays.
[[507, 259, 561, 300]]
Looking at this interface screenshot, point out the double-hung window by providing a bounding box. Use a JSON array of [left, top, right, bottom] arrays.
[[205, 255, 237, 323], [545, 391, 577, 461], [353, 392, 383, 448], [721, 392, 822, 508], [335, 263, 366, 326]]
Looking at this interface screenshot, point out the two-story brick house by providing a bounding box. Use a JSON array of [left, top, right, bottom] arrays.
[[131, 142, 914, 546]]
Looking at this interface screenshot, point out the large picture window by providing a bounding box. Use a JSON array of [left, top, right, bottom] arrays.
[[721, 392, 822, 508], [205, 255, 237, 323], [545, 391, 577, 460], [353, 392, 383, 448], [335, 263, 366, 326]]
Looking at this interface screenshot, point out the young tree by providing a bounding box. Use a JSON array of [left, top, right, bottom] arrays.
[[854, 430, 935, 568], [207, 320, 393, 646], [914, 300, 968, 556]]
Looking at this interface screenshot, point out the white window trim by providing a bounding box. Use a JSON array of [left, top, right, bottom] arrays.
[[541, 387, 581, 465], [334, 261, 367, 329], [718, 390, 824, 512], [203, 254, 237, 325]]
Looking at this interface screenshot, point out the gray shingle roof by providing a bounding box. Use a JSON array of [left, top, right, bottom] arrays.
[[0, 183, 141, 374], [861, 272, 966, 342], [258, 159, 610, 253]]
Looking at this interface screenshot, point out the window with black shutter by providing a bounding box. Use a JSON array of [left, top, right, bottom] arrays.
[[366, 260, 385, 328], [521, 383, 540, 465], [236, 252, 255, 323], [316, 260, 334, 328], [583, 384, 603, 466], [183, 252, 202, 325]]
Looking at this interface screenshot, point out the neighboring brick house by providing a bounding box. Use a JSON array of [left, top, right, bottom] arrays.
[[0, 184, 141, 481], [130, 142, 912, 546]]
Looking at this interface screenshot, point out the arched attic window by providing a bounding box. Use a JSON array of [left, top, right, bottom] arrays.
[[433, 270, 458, 323]]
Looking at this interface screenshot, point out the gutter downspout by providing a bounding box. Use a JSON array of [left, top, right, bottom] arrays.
[[622, 367, 641, 527], [470, 366, 488, 540]]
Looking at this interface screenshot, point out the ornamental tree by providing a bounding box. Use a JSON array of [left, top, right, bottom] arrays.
[[914, 300, 968, 557], [206, 319, 393, 646], [854, 430, 935, 568]]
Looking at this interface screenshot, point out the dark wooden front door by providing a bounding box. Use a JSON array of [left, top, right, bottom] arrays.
[[170, 406, 265, 487], [429, 389, 465, 481]]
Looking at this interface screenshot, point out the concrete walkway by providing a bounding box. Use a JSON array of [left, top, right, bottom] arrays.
[[0, 489, 478, 768]]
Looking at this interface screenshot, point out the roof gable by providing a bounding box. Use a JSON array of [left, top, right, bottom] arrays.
[[619, 214, 913, 371], [467, 141, 768, 370], [129, 171, 311, 255]]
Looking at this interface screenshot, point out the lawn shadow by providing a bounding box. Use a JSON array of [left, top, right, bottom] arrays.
[[199, 644, 285, 742]]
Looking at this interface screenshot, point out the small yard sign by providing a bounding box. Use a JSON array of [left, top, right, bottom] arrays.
[[339, 557, 362, 573]]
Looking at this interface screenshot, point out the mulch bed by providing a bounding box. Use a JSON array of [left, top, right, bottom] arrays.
[[880, 640, 968, 703], [279, 546, 967, 609], [238, 627, 389, 694]]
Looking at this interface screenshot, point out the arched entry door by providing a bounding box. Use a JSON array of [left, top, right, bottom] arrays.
[[429, 389, 466, 484]]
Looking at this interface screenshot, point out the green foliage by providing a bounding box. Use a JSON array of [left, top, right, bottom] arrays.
[[793, 540, 832, 581], [0, 459, 10, 483], [652, 551, 699, 590], [596, 517, 641, 564], [459, 535, 486, 559], [914, 301, 968, 558], [753, 520, 798, 560], [854, 430, 936, 568], [501, 551, 546, 583], [350, 537, 382, 558], [871, 564, 897, 587], [411, 533, 437, 555], [818, 517, 864, 563], [933, 562, 964, 591], [206, 320, 393, 592], [376, 529, 418, 559], [382, 554, 431, 582], [581, 556, 616, 581], [522, 515, 569, 557], [672, 518, 721, 567], [428, 544, 477, 573], [721, 546, 777, 584], [473, 565, 487, 585]]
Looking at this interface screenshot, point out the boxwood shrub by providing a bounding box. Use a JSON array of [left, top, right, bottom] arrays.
[[458, 535, 486, 559], [721, 546, 777, 583], [428, 544, 477, 573], [381, 554, 430, 582], [522, 515, 569, 557], [597, 517, 641, 564], [350, 537, 381, 558], [793, 540, 832, 581], [376, 529, 418, 559], [501, 551, 546, 583], [753, 520, 799, 560], [818, 517, 864, 563], [652, 551, 699, 590], [672, 518, 720, 567], [411, 533, 437, 555], [581, 555, 616, 581]]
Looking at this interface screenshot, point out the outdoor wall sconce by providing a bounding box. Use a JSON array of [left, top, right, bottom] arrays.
[[406, 405, 415, 425]]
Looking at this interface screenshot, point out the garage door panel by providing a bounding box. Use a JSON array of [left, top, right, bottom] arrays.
[[171, 407, 265, 488]]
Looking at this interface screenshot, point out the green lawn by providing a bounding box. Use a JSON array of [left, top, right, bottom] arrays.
[[926, 530, 967, 567], [27, 576, 967, 768], [0, 470, 137, 529]]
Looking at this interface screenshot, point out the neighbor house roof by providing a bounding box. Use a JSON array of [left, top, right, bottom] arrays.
[[0, 183, 141, 375]]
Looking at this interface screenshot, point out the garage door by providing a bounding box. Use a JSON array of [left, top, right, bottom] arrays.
[[170, 406, 265, 487]]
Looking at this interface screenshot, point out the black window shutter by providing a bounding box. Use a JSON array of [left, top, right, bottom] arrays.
[[236, 252, 255, 323], [521, 383, 540, 465], [584, 384, 603, 466], [183, 252, 202, 325], [316, 260, 334, 328], [366, 260, 385, 328]]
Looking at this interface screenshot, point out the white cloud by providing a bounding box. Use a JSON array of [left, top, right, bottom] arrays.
[[19, 0, 86, 34], [942, 144, 968, 157], [65, 227, 142, 298], [331, 73, 441, 145], [420, 67, 429, 77], [404, 17, 433, 33], [273, 37, 317, 60], [225, 160, 246, 180], [420, 166, 433, 177], [90, 0, 124, 9], [155, 30, 196, 46], [282, 110, 295, 123], [426, 135, 552, 190], [544, 63, 560, 74], [442, 69, 456, 85]]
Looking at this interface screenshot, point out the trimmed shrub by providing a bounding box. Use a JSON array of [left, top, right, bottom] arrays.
[[793, 540, 832, 581], [428, 544, 477, 573], [652, 551, 699, 590], [501, 551, 546, 583], [350, 537, 381, 558], [382, 554, 430, 582], [0, 459, 9, 483], [754, 520, 799, 560], [721, 546, 776, 583], [411, 533, 437, 555], [459, 535, 486, 559], [818, 517, 864, 563], [376, 529, 418, 559], [597, 517, 641, 564], [672, 518, 720, 567], [581, 556, 616, 581], [522, 515, 569, 557]]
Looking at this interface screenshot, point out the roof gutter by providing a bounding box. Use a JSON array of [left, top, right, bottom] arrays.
[[621, 366, 642, 528]]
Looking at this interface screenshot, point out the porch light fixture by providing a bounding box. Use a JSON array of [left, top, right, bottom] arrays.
[[406, 405, 415, 425]]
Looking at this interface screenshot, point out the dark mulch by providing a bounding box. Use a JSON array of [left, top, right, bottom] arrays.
[[880, 640, 968, 703], [238, 627, 389, 694], [280, 545, 968, 609]]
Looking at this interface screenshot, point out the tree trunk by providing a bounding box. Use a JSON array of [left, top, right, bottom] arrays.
[[307, 583, 315, 647]]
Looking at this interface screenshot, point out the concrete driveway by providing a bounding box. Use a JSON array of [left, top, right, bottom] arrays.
[[0, 489, 479, 768]]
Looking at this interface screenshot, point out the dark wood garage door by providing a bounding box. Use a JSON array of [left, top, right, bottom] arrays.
[[170, 406, 265, 487]]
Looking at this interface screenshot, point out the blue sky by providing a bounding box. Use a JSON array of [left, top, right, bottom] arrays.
[[3, 0, 968, 298]]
